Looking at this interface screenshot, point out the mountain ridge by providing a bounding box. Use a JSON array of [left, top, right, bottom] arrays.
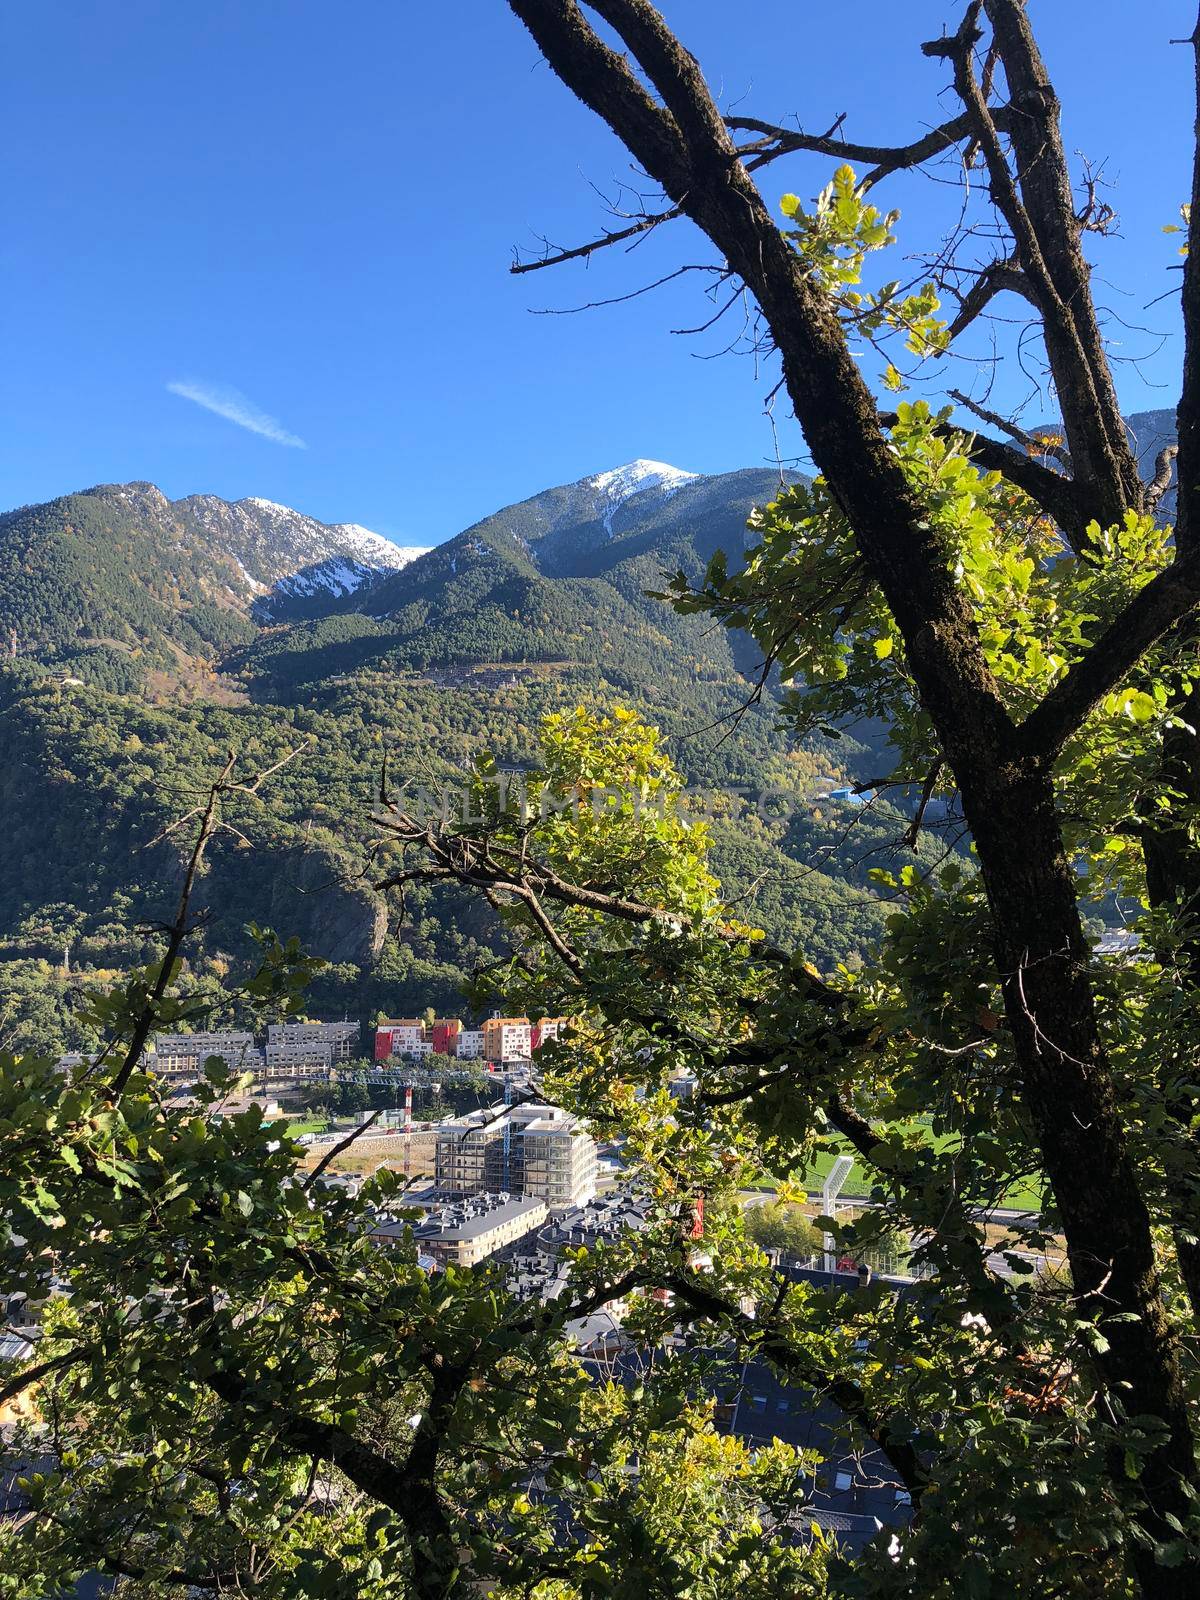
[[8, 411, 1175, 1054], [0, 453, 918, 1055], [0, 480, 432, 678]]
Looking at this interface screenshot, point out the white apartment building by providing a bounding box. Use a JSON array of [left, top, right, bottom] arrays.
[[267, 1020, 358, 1060], [153, 1031, 260, 1077], [457, 1029, 485, 1058], [519, 1114, 597, 1210], [263, 1038, 333, 1080], [375, 1019, 424, 1058]]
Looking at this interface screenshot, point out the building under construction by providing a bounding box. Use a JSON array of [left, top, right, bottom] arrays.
[[434, 1102, 597, 1212]]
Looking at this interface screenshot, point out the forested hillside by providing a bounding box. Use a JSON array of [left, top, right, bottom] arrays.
[[0, 460, 949, 1053]]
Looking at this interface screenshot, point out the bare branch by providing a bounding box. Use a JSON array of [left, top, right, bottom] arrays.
[[373, 801, 851, 1012], [1074, 159, 1117, 237], [947, 388, 1070, 470], [926, 7, 1140, 529], [109, 752, 238, 1097], [111, 745, 308, 1098], [945, 257, 1036, 342], [726, 106, 1013, 189], [511, 204, 682, 274], [512, 105, 1010, 277], [973, 0, 1142, 518], [301, 1109, 387, 1192]]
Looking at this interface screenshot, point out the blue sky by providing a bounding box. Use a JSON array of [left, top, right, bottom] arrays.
[[3, 1, 1192, 544]]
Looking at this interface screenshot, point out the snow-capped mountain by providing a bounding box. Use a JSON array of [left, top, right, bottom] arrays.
[[258, 547, 426, 618], [0, 480, 433, 662], [356, 456, 790, 623], [0, 457, 753, 676], [328, 522, 428, 569], [585, 459, 698, 535], [0, 456, 911, 1023], [415, 457, 706, 581], [245, 515, 427, 621], [172, 493, 427, 606]]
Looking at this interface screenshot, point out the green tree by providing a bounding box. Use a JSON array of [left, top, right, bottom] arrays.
[[8, 5, 1200, 1599], [462, 3, 1200, 1592], [300, 1080, 336, 1114], [335, 1075, 373, 1115], [744, 1200, 822, 1263], [2, 754, 839, 1600]]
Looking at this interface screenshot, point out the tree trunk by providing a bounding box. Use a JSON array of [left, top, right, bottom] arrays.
[[960, 750, 1197, 1593], [501, 3, 1200, 1584]]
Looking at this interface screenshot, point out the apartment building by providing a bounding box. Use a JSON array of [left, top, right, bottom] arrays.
[[435, 1102, 597, 1212], [375, 1018, 482, 1060], [150, 1054, 204, 1086], [429, 1018, 461, 1056], [263, 1038, 333, 1080], [519, 1111, 598, 1210], [434, 1106, 498, 1194], [482, 1017, 532, 1063], [153, 1031, 260, 1079], [267, 1020, 358, 1060], [371, 1193, 549, 1268], [426, 1196, 548, 1267], [481, 1016, 568, 1063], [373, 1019, 424, 1060], [531, 1018, 566, 1052]]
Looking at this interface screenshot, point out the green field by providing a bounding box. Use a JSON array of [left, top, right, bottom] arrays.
[[283, 1115, 331, 1137], [786, 1127, 1045, 1213]]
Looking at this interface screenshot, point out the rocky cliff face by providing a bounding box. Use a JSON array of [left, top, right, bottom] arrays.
[[188, 839, 389, 969], [272, 846, 388, 967], [172, 494, 428, 613]]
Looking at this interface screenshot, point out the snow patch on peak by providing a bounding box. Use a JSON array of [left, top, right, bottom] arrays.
[[586, 459, 699, 535], [171, 492, 433, 615], [256, 536, 430, 616], [276, 556, 377, 600], [328, 522, 429, 570], [590, 459, 697, 497]]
